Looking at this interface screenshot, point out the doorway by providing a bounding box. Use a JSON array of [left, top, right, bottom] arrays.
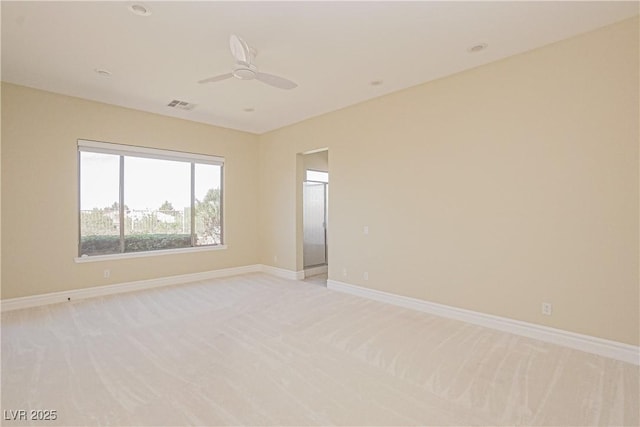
[[302, 151, 328, 280]]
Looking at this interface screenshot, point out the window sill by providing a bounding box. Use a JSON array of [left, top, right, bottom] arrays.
[[74, 245, 228, 263]]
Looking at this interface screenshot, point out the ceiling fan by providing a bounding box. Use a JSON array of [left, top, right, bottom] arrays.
[[198, 35, 298, 90]]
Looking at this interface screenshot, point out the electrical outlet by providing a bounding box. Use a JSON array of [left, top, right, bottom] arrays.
[[342, 267, 347, 277], [363, 272, 369, 280], [363, 226, 369, 235], [103, 269, 110, 279], [542, 302, 552, 316], [273, 255, 278, 263]]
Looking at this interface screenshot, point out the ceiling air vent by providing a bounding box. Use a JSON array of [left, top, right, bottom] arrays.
[[167, 99, 196, 111]]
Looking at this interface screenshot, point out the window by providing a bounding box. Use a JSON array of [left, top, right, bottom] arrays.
[[78, 140, 223, 257], [306, 169, 328, 183]]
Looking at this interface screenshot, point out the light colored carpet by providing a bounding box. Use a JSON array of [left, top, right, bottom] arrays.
[[303, 273, 328, 287], [1, 273, 638, 426]]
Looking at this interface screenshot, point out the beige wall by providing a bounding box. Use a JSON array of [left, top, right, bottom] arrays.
[[303, 150, 329, 173], [1, 83, 260, 299], [259, 18, 639, 345]]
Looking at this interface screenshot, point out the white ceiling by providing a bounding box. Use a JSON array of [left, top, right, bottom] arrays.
[[2, 1, 638, 134]]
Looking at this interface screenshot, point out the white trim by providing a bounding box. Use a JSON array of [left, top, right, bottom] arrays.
[[5, 266, 635, 365], [75, 245, 227, 263], [327, 279, 640, 365], [1, 265, 307, 312], [1, 265, 261, 312], [260, 265, 305, 280], [78, 139, 224, 165], [304, 265, 328, 277], [5, 268, 634, 364]]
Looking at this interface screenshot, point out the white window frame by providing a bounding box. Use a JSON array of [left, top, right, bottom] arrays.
[[306, 169, 329, 183], [76, 139, 226, 263]]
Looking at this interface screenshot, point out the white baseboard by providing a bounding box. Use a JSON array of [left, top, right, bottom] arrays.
[[3, 267, 636, 364], [260, 265, 305, 280], [1, 265, 263, 312], [0, 264, 307, 312], [304, 265, 328, 277], [327, 279, 639, 366]]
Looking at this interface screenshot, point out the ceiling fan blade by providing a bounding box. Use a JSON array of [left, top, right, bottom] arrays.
[[256, 72, 298, 90], [229, 34, 251, 63], [198, 73, 233, 84]]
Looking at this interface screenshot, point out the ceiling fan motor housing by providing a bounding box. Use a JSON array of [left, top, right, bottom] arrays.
[[232, 62, 257, 80]]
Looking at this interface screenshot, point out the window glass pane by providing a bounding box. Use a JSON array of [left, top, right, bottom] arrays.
[[194, 164, 222, 246], [306, 170, 328, 183], [79, 152, 121, 256], [79, 142, 225, 257], [123, 156, 191, 252]]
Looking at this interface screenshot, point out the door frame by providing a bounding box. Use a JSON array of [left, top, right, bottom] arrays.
[[296, 149, 329, 274]]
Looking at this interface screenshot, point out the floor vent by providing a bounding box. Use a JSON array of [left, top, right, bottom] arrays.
[[167, 99, 196, 110]]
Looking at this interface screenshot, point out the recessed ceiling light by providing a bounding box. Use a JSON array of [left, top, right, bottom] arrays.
[[94, 68, 112, 77], [468, 43, 488, 53], [129, 3, 151, 16], [243, 108, 255, 113], [370, 80, 383, 86]]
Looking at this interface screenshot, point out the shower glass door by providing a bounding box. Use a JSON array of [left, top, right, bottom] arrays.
[[303, 181, 327, 268]]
